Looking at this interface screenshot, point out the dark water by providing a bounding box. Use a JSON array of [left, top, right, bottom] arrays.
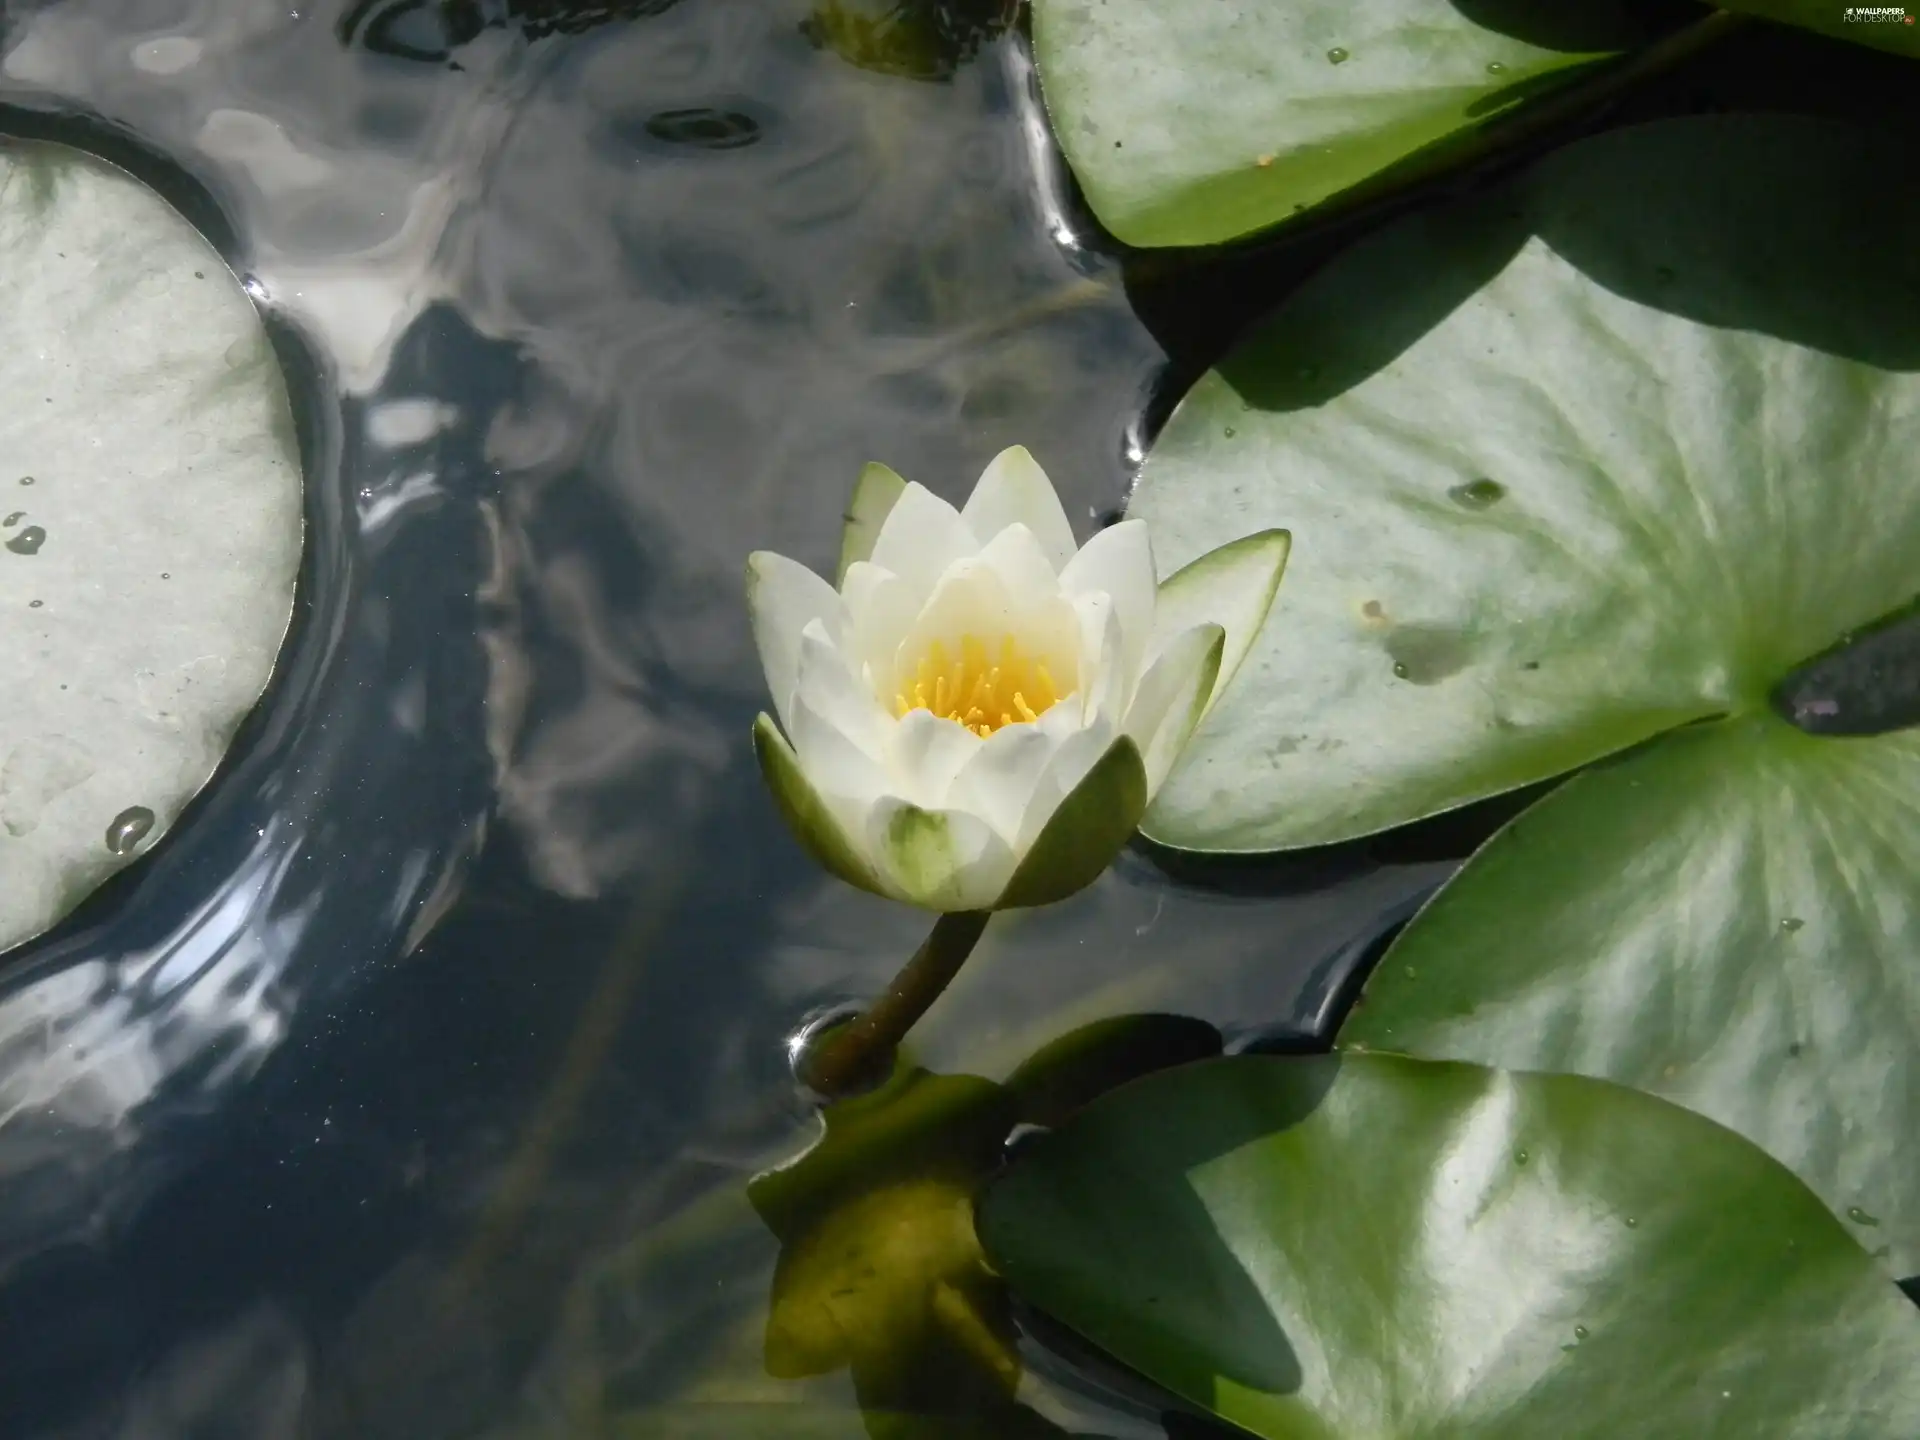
[[0, 4, 1446, 1434], [3, 3, 1917, 1435]]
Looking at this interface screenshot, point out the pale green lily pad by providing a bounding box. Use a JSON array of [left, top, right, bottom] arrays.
[[1346, 712, 1920, 1274], [1030, 0, 1667, 247], [981, 1053, 1920, 1439], [1130, 115, 1920, 853], [1716, 2, 1920, 58], [0, 141, 301, 953]]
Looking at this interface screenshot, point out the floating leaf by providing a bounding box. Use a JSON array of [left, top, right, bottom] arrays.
[[748, 1018, 1212, 1437], [749, 1065, 1020, 1407], [1028, 0, 1677, 247], [980, 1053, 1920, 1439], [0, 142, 302, 955], [1129, 115, 1920, 853], [802, 0, 1021, 82]]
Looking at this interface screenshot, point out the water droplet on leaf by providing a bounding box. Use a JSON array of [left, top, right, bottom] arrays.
[[1848, 1206, 1881, 1227], [104, 805, 156, 855], [1514, 1146, 1530, 1166], [1392, 661, 1410, 680], [6, 525, 46, 555], [1486, 60, 1507, 74], [1779, 916, 1804, 933], [1327, 46, 1349, 63]]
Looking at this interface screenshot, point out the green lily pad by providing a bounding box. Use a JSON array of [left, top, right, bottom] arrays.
[[1129, 114, 1920, 853], [0, 142, 302, 955], [1344, 711, 1920, 1274], [1029, 0, 1671, 247], [1715, 2, 1920, 59], [980, 1053, 1920, 1439]]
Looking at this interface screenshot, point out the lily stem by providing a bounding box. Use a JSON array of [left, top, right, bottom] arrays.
[[801, 910, 993, 1098]]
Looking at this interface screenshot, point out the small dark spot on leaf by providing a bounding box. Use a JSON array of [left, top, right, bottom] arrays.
[[1448, 478, 1506, 510]]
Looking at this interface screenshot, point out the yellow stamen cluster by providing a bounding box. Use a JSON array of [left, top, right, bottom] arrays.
[[893, 634, 1065, 737]]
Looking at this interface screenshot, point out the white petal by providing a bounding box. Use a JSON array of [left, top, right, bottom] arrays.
[[1122, 623, 1224, 796], [1072, 592, 1131, 726], [866, 799, 1017, 911], [1060, 519, 1156, 688], [869, 482, 979, 606], [888, 708, 981, 808], [961, 446, 1077, 572], [791, 689, 890, 807], [794, 621, 890, 761], [974, 524, 1064, 608], [842, 560, 918, 690], [946, 722, 1058, 845], [1013, 717, 1117, 853], [1151, 529, 1290, 719], [746, 552, 846, 734]]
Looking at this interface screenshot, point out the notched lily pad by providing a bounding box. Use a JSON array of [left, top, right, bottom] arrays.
[[0, 141, 302, 956], [1132, 116, 1920, 853]]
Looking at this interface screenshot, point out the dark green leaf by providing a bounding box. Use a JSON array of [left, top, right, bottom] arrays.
[[1715, 1, 1920, 59], [981, 1053, 1920, 1438]]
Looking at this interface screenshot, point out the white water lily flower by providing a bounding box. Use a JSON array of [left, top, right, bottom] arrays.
[[749, 447, 1288, 912]]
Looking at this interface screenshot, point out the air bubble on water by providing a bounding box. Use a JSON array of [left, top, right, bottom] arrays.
[[6, 525, 46, 555], [104, 805, 156, 855]]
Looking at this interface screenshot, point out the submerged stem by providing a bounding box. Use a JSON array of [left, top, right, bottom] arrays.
[[801, 910, 993, 1098]]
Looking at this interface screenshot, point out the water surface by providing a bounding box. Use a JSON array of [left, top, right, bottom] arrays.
[[0, 3, 1449, 1433]]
